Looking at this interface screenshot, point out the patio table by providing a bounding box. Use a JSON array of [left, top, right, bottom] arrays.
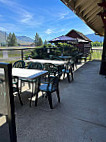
[[12, 68, 48, 80], [0, 68, 48, 80], [12, 68, 48, 106], [25, 59, 67, 66]]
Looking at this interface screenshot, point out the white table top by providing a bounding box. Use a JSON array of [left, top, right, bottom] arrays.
[[12, 68, 48, 80], [25, 59, 67, 65]]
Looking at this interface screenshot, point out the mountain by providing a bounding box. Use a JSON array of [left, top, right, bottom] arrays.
[[0, 30, 34, 44], [0, 30, 7, 43], [0, 30, 104, 44], [86, 33, 103, 42], [16, 36, 34, 43]]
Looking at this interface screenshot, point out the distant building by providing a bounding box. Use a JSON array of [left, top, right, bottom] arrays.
[[30, 43, 35, 47], [66, 29, 92, 55]]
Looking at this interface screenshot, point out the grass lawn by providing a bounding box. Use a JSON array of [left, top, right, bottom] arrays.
[[91, 50, 102, 60]]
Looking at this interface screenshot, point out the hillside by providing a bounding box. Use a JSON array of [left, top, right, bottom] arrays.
[[0, 31, 7, 43], [16, 36, 34, 43], [86, 33, 103, 42], [0, 30, 34, 44]]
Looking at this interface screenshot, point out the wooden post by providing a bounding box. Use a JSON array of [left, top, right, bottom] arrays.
[[21, 49, 23, 60], [99, 30, 106, 75], [98, 2, 106, 75]]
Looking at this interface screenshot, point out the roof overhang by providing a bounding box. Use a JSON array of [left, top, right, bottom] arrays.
[[60, 0, 104, 36]]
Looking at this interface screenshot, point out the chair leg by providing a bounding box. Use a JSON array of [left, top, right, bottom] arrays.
[[47, 92, 53, 109], [56, 88, 60, 103], [28, 82, 31, 89], [63, 72, 65, 79], [67, 73, 70, 83], [20, 80, 22, 94], [75, 63, 77, 69], [17, 91, 23, 105], [30, 82, 34, 107], [35, 91, 38, 106], [72, 63, 74, 71], [70, 68, 74, 81]]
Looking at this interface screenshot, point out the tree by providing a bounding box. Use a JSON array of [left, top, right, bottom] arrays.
[[91, 41, 103, 47], [7, 32, 12, 46], [11, 33, 17, 46], [35, 33, 43, 46], [39, 37, 43, 46], [44, 40, 47, 45], [7, 32, 17, 46]]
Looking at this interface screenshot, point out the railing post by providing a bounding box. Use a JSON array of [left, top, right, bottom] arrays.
[[21, 49, 23, 60], [0, 63, 17, 142], [6, 64, 17, 142]]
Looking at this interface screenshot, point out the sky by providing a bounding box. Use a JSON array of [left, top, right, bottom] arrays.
[[0, 0, 94, 41]]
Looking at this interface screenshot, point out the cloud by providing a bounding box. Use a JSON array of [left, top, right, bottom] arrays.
[[20, 13, 33, 24], [0, 0, 43, 27], [57, 11, 77, 21], [44, 28, 66, 36], [0, 26, 7, 31], [59, 29, 65, 32], [58, 12, 69, 20], [0, 23, 22, 33], [45, 29, 53, 34]]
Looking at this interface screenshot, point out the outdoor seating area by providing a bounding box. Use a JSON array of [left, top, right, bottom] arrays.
[[0, 50, 89, 113], [6, 46, 92, 109], [0, 48, 105, 142], [11, 57, 75, 109], [3, 60, 105, 142], [0, 0, 106, 141]]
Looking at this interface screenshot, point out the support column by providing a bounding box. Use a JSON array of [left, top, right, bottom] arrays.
[[98, 1, 106, 75], [99, 30, 106, 75]]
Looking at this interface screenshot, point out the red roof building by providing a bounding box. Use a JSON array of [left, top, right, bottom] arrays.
[[66, 29, 92, 56]]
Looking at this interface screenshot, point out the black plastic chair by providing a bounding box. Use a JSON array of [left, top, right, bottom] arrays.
[[35, 76, 60, 109], [28, 62, 43, 70], [43, 63, 58, 77], [12, 77, 23, 105], [62, 62, 74, 82], [20, 62, 43, 106], [13, 60, 25, 68]]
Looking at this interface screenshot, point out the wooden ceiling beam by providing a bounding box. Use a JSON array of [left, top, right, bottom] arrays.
[[60, 0, 104, 36], [75, 0, 86, 9], [78, 0, 96, 14], [83, 4, 98, 17], [85, 8, 102, 21], [87, 13, 100, 23]]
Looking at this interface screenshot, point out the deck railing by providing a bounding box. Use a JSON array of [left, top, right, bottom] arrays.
[[0, 63, 17, 142], [90, 48, 103, 60]]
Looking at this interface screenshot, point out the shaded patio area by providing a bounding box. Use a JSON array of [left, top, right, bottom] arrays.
[[14, 60, 106, 142]]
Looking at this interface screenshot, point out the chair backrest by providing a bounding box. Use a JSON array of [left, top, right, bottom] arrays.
[[13, 60, 25, 68], [28, 62, 43, 70], [48, 76, 59, 91], [43, 63, 58, 76]]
